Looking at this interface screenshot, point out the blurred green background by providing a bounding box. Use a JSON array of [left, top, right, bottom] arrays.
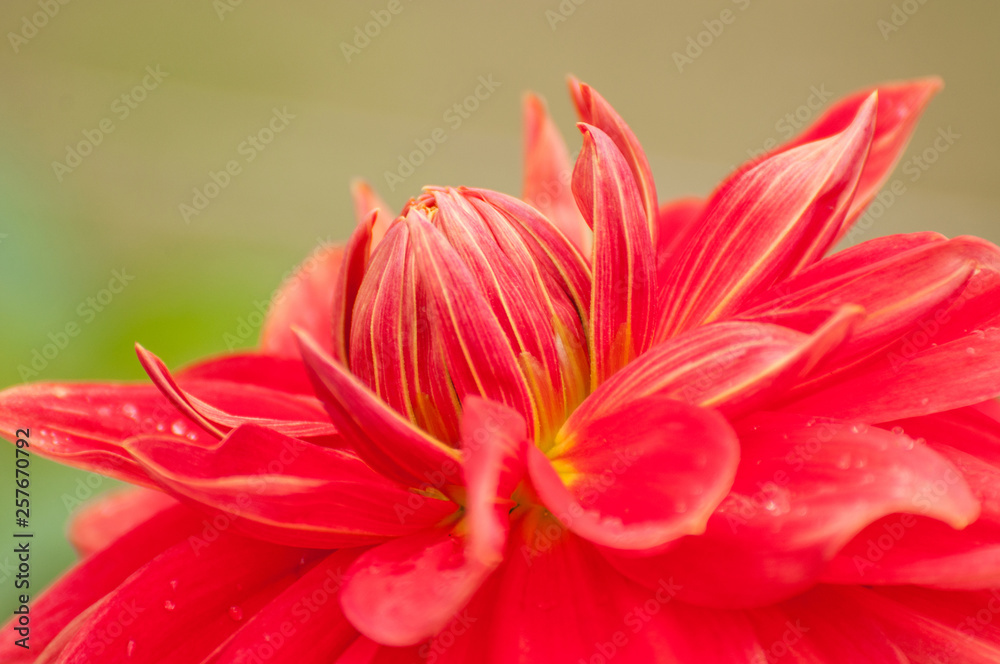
[[1, 0, 998, 618]]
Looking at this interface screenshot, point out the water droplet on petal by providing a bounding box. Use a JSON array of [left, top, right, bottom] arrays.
[[127, 640, 135, 657], [229, 605, 244, 621], [171, 421, 187, 436], [123, 404, 139, 420], [967, 347, 977, 355], [164, 600, 175, 611], [891, 426, 905, 436], [169, 579, 178, 590], [155, 422, 165, 432]]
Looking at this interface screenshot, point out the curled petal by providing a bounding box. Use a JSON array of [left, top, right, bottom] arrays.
[[569, 77, 658, 240], [137, 344, 336, 439], [298, 329, 463, 490], [522, 93, 590, 254], [529, 396, 739, 551], [333, 210, 375, 364], [621, 413, 979, 609]]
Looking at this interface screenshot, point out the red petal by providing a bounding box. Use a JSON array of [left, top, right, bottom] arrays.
[[0, 505, 200, 662], [781, 78, 942, 241], [522, 92, 590, 254], [127, 423, 455, 548], [825, 405, 1000, 588], [68, 487, 178, 557], [782, 327, 1000, 422], [350, 178, 395, 249], [333, 210, 375, 364], [47, 534, 320, 663], [137, 344, 336, 439], [297, 329, 463, 490], [657, 94, 877, 340], [573, 123, 657, 387], [259, 242, 344, 358], [0, 382, 205, 486], [529, 395, 739, 550], [570, 308, 859, 427], [202, 550, 363, 663], [176, 352, 317, 396], [339, 399, 526, 646], [851, 586, 1000, 662], [625, 412, 978, 609], [655, 196, 705, 284], [569, 77, 658, 241], [743, 235, 981, 377], [406, 212, 536, 430]]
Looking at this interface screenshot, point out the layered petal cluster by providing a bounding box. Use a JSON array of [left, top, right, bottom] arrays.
[[5, 75, 1000, 663]]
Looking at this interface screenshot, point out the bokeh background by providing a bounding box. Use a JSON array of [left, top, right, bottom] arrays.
[[1, 0, 998, 617]]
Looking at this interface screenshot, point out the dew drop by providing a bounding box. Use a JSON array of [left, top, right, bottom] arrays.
[[229, 605, 244, 621], [164, 600, 175, 611], [169, 579, 178, 590], [155, 423, 165, 432], [185, 432, 198, 441], [122, 404, 139, 420], [891, 426, 905, 436], [967, 347, 977, 355], [127, 640, 135, 658], [52, 386, 69, 398], [171, 421, 187, 436]]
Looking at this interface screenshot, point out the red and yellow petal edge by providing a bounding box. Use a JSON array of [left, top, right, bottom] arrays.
[[296, 328, 463, 490], [528, 395, 739, 551], [573, 122, 656, 388], [339, 398, 527, 646], [656, 93, 877, 340]]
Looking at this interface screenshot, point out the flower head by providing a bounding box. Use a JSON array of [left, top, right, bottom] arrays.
[[6, 75, 1000, 662]]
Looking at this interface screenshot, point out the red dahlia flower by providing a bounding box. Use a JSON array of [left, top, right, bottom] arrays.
[[5, 75, 1000, 663]]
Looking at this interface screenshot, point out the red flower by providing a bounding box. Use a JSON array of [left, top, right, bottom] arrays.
[[5, 76, 1000, 663]]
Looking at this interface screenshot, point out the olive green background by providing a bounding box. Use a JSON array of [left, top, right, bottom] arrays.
[[1, 0, 998, 619]]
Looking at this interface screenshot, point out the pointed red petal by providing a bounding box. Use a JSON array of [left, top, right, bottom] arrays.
[[657, 94, 877, 339], [126, 423, 456, 548], [529, 395, 738, 550], [68, 488, 178, 557], [333, 210, 375, 364], [782, 327, 1000, 422], [297, 329, 463, 489], [0, 382, 204, 486], [522, 93, 590, 254], [176, 352, 317, 396], [743, 235, 982, 377], [781, 78, 943, 240], [259, 242, 344, 358], [570, 308, 859, 427], [137, 344, 336, 438], [569, 77, 658, 241], [573, 123, 657, 387], [350, 178, 395, 249]]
